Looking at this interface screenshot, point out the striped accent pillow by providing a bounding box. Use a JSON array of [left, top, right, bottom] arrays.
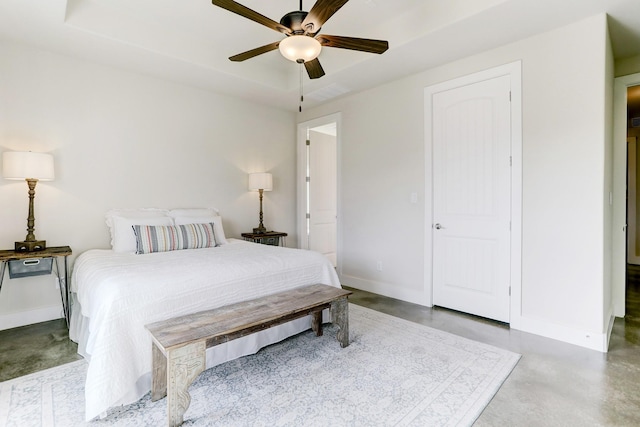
[[133, 223, 217, 254]]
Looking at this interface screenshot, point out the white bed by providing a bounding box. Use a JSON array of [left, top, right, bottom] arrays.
[[69, 239, 341, 421]]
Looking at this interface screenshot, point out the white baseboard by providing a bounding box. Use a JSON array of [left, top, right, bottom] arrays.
[[339, 274, 430, 306], [614, 303, 625, 318], [512, 314, 609, 352], [343, 275, 612, 353], [0, 305, 63, 331]]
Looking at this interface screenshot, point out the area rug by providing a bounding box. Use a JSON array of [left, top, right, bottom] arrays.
[[0, 304, 520, 426]]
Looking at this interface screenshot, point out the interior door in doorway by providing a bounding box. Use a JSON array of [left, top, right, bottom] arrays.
[[432, 75, 512, 323], [628, 137, 640, 265], [308, 129, 337, 266]]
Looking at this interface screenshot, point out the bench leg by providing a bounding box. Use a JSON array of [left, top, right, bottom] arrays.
[[151, 341, 167, 401], [311, 310, 323, 336], [167, 341, 206, 427], [331, 297, 349, 348]]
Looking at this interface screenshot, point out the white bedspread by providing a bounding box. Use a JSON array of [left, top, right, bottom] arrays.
[[69, 239, 340, 421]]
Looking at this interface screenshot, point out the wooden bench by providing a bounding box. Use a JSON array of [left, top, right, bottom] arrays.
[[145, 284, 352, 427]]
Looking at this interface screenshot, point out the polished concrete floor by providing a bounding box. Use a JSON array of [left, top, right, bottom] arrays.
[[1, 277, 640, 425], [347, 279, 640, 427], [0, 318, 81, 382]]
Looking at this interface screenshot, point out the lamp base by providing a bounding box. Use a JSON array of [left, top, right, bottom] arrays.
[[253, 227, 268, 234], [15, 240, 46, 252]]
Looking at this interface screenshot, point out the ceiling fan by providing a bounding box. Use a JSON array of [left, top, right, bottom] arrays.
[[211, 0, 389, 80]]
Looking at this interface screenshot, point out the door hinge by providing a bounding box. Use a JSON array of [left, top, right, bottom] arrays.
[[509, 91, 511, 102], [306, 140, 310, 146], [306, 213, 311, 219], [509, 156, 512, 166], [306, 176, 310, 183], [509, 286, 511, 296]]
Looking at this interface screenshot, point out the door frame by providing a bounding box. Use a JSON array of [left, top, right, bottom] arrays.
[[613, 72, 640, 318], [296, 113, 342, 272], [424, 61, 522, 327]]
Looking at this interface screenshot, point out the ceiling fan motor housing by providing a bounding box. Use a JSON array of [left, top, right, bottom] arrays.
[[280, 10, 317, 34]]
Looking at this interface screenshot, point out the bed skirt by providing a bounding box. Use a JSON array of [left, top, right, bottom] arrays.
[[70, 295, 328, 420]]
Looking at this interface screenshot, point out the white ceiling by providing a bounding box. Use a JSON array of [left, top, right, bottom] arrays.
[[1, 0, 640, 111]]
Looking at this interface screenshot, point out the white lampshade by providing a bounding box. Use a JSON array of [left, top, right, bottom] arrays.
[[248, 172, 273, 191], [279, 35, 322, 63], [2, 151, 55, 181]]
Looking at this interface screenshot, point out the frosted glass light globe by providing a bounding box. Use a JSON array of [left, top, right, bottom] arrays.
[[279, 35, 322, 63]]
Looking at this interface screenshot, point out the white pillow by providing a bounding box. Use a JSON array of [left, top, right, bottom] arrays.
[[168, 209, 228, 245], [168, 208, 219, 217], [105, 209, 173, 253], [105, 208, 169, 232]]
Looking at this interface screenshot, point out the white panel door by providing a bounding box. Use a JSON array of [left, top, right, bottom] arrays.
[[309, 130, 337, 266], [432, 75, 511, 323]]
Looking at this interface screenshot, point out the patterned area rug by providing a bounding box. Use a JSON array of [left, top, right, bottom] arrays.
[[0, 304, 519, 426]]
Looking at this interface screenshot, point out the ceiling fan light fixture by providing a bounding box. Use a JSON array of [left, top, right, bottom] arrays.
[[279, 35, 321, 63]]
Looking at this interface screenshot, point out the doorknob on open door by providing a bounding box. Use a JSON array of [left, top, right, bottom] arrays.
[[434, 223, 444, 229]]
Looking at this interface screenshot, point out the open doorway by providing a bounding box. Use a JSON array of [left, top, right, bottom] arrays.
[[613, 74, 640, 318], [626, 85, 640, 322], [297, 114, 340, 268], [627, 86, 640, 265]]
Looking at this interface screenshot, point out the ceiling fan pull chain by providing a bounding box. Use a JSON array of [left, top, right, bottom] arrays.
[[299, 63, 304, 112]]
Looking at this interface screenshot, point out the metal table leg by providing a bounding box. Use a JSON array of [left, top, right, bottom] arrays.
[[54, 257, 69, 327], [0, 261, 6, 295], [65, 255, 70, 325]]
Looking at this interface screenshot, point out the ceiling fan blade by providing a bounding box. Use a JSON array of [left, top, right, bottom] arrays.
[[304, 58, 325, 79], [316, 35, 389, 54], [229, 41, 281, 62], [211, 0, 291, 34], [301, 0, 350, 34]]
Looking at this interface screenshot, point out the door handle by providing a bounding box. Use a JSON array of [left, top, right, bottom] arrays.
[[434, 223, 444, 230]]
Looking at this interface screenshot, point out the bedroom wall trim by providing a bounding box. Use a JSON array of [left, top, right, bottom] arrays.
[[517, 313, 610, 352], [0, 304, 62, 331], [340, 274, 426, 305]]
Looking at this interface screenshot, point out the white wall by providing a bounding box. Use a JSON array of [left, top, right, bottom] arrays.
[[0, 41, 296, 330], [603, 23, 615, 340], [300, 14, 612, 350]]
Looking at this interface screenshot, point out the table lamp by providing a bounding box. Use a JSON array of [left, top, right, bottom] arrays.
[[2, 151, 55, 251], [248, 172, 272, 234]]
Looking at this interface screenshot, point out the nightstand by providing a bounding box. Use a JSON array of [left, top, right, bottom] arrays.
[[0, 246, 72, 327], [241, 231, 288, 247]]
